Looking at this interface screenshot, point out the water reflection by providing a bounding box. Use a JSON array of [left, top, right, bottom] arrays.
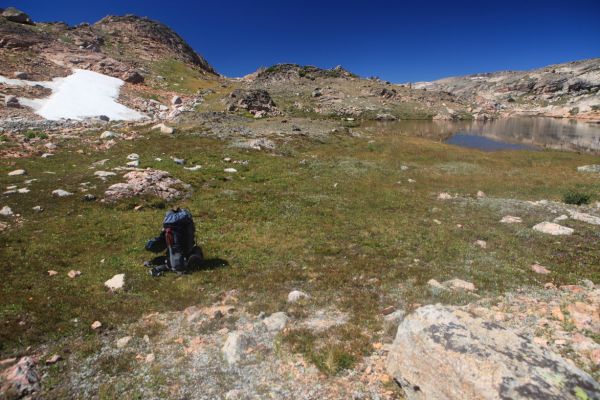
[[366, 118, 600, 153]]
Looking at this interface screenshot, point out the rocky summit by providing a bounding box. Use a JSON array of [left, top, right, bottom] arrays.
[[0, 4, 599, 400]]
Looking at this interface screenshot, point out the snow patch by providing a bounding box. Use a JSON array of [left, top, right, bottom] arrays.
[[1, 69, 146, 121]]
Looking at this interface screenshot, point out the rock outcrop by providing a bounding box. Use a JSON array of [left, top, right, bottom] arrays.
[[104, 169, 191, 201], [386, 305, 600, 400], [224, 89, 279, 116]]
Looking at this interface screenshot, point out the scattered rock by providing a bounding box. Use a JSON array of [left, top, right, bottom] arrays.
[[262, 312, 289, 332], [222, 331, 253, 365], [172, 157, 185, 165], [232, 138, 276, 151], [67, 270, 81, 279], [386, 305, 600, 400], [104, 169, 191, 202], [82, 194, 97, 202], [145, 353, 155, 363], [100, 131, 118, 139], [94, 171, 116, 178], [476, 190, 486, 198], [287, 290, 310, 303], [151, 123, 174, 134], [0, 357, 40, 399], [577, 165, 600, 173], [500, 215, 522, 224], [474, 240, 487, 249], [13, 71, 28, 80], [126, 160, 140, 167], [0, 206, 14, 217], [437, 192, 453, 200], [224, 168, 237, 173], [531, 263, 551, 274], [105, 273, 125, 291], [126, 153, 139, 161], [224, 89, 278, 116], [443, 278, 477, 292], [47, 270, 58, 276], [122, 71, 144, 84], [45, 354, 62, 365], [5, 95, 20, 108], [171, 96, 182, 105], [52, 189, 73, 197], [116, 336, 132, 349], [91, 321, 102, 330], [2, 7, 33, 25], [569, 211, 600, 225], [532, 221, 574, 235], [184, 165, 202, 171], [7, 169, 26, 176]]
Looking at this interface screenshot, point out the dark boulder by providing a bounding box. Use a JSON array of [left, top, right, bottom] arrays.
[[1, 7, 33, 25]]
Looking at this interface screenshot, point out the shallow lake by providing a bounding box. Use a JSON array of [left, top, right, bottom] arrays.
[[367, 117, 600, 153]]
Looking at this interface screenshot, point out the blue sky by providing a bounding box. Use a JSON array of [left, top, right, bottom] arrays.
[[7, 0, 600, 82]]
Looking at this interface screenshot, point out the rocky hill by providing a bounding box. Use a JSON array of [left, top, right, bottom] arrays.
[[415, 58, 600, 120], [0, 8, 217, 84]]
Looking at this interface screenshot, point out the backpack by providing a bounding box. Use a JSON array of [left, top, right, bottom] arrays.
[[146, 208, 202, 273], [162, 208, 197, 272]]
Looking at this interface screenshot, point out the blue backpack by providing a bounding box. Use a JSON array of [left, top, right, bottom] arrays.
[[146, 208, 203, 273]]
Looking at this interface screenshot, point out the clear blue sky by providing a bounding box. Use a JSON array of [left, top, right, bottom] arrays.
[[8, 0, 600, 82]]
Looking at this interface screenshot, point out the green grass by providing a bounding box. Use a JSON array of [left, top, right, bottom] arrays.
[[150, 59, 219, 94], [1, 125, 599, 374]]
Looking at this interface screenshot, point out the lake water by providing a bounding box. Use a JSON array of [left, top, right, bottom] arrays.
[[367, 117, 600, 153]]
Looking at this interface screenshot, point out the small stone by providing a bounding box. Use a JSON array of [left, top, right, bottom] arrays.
[[560, 285, 584, 293], [105, 273, 125, 291], [287, 290, 310, 303], [94, 171, 116, 178], [475, 240, 487, 249], [263, 312, 289, 332], [5, 95, 20, 108], [67, 270, 81, 278], [172, 157, 186, 165], [151, 123, 174, 134], [224, 168, 237, 173], [476, 190, 486, 198], [443, 278, 477, 292], [47, 270, 58, 276], [184, 165, 202, 171], [7, 169, 26, 176], [45, 354, 62, 365], [32, 206, 43, 213], [222, 331, 252, 365], [171, 96, 182, 105], [126, 160, 140, 167], [17, 188, 29, 194], [82, 194, 97, 202], [126, 153, 139, 160], [532, 222, 574, 235], [145, 353, 155, 363], [554, 214, 568, 222], [408, 179, 416, 183], [52, 189, 73, 197], [437, 192, 453, 200], [500, 215, 522, 224], [427, 279, 446, 291], [116, 336, 132, 349], [91, 321, 102, 330], [100, 131, 118, 139], [531, 263, 550, 275], [550, 306, 565, 322], [13, 71, 28, 79], [382, 306, 396, 315], [0, 206, 14, 217]]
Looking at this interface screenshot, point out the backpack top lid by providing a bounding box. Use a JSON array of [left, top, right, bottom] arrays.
[[163, 207, 193, 226]]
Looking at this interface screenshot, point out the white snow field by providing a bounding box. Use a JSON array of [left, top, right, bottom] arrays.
[[0, 69, 146, 121]]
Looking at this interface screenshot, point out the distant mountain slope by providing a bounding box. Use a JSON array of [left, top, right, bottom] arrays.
[[415, 58, 600, 120]]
